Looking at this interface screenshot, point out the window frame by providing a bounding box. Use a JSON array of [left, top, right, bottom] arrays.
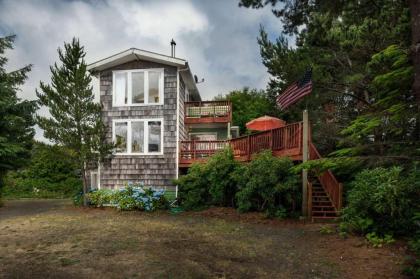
[[90, 171, 99, 190], [112, 118, 164, 155], [112, 68, 164, 107]]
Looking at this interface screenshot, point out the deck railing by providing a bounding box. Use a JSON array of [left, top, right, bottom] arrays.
[[309, 142, 343, 210], [184, 101, 232, 123], [179, 122, 303, 165], [230, 122, 302, 161], [179, 140, 229, 163]]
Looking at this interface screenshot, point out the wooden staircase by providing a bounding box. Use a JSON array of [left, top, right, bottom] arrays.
[[309, 180, 339, 221], [308, 143, 343, 222]]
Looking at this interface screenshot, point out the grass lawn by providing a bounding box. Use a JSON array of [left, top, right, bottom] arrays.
[[0, 199, 408, 278]]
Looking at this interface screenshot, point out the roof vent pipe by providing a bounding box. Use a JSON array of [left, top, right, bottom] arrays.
[[170, 39, 176, 57]]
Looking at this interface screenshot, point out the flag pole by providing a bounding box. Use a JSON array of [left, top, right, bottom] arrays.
[[302, 66, 312, 218], [301, 109, 309, 218]]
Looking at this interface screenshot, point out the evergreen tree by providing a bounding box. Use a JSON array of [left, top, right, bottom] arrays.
[[239, 0, 419, 163], [0, 35, 37, 196], [36, 38, 112, 206]]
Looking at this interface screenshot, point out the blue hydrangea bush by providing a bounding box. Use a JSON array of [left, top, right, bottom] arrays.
[[86, 182, 168, 211]]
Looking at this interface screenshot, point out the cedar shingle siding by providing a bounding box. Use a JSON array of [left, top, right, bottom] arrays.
[[178, 78, 188, 141], [98, 60, 179, 189]]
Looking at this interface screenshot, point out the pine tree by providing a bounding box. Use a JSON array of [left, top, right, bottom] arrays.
[[36, 38, 112, 206], [239, 0, 418, 162], [0, 35, 37, 197]]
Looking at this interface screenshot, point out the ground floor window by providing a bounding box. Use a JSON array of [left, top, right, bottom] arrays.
[[113, 119, 163, 155], [90, 172, 99, 189]]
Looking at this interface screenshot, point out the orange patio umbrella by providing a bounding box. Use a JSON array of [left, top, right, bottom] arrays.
[[246, 115, 286, 131]]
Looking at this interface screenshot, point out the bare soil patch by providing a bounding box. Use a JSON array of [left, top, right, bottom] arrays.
[[0, 200, 409, 278]]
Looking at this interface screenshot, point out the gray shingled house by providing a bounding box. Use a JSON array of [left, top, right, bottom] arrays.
[[87, 46, 234, 194]]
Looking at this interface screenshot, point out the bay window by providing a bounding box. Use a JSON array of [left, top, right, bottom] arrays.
[[113, 119, 163, 155], [113, 69, 164, 106]]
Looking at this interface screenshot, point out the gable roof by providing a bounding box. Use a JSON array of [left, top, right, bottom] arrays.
[[87, 48, 201, 101], [87, 48, 186, 72]]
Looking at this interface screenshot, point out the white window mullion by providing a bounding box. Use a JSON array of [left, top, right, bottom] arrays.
[[127, 121, 132, 154], [145, 71, 149, 104], [144, 120, 148, 154], [127, 72, 132, 106]]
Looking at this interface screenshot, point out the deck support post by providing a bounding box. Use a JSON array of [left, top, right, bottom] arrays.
[[302, 110, 309, 217]]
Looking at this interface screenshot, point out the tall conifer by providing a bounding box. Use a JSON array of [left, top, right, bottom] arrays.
[[37, 38, 112, 205]]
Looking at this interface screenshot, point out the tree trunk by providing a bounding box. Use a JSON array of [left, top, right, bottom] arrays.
[[409, 0, 420, 140], [81, 165, 89, 207]]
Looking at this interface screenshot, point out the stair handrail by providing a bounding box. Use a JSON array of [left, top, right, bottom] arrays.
[[307, 182, 313, 217], [309, 142, 343, 211]]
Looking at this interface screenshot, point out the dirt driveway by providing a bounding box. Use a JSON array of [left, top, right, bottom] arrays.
[[0, 199, 408, 279]]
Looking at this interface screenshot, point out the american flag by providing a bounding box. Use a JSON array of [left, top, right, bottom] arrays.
[[276, 69, 313, 110]]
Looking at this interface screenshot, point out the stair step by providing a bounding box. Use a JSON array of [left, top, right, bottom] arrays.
[[312, 216, 338, 222], [312, 215, 337, 218], [312, 206, 335, 210], [312, 210, 337, 214], [312, 197, 329, 200]]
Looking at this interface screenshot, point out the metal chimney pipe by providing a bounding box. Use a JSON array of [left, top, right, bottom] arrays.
[[170, 39, 176, 57]]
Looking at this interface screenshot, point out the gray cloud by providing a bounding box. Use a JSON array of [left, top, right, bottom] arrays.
[[0, 0, 283, 141]]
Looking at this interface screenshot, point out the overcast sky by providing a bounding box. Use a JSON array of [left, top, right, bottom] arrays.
[[0, 0, 284, 141]]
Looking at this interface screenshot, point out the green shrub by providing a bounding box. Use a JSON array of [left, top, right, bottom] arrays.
[[175, 149, 301, 216], [86, 184, 168, 211], [174, 147, 239, 210], [205, 148, 239, 206], [341, 166, 419, 236], [174, 163, 211, 210], [319, 226, 335, 235], [235, 150, 300, 216], [365, 232, 395, 248], [2, 142, 82, 198], [403, 212, 420, 278], [86, 189, 114, 207]]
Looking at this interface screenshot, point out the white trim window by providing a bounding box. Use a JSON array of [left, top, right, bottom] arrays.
[[90, 171, 99, 189], [113, 119, 164, 155], [112, 69, 164, 106]]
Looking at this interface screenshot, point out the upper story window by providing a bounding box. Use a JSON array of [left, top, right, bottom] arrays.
[[113, 69, 164, 106]]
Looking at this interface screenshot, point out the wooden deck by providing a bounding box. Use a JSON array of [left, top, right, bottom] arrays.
[[179, 122, 303, 167], [179, 121, 343, 219], [184, 101, 232, 124]]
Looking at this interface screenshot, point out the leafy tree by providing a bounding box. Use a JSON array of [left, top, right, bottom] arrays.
[[0, 35, 37, 198], [36, 38, 112, 205], [215, 87, 275, 133], [2, 142, 82, 198]]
